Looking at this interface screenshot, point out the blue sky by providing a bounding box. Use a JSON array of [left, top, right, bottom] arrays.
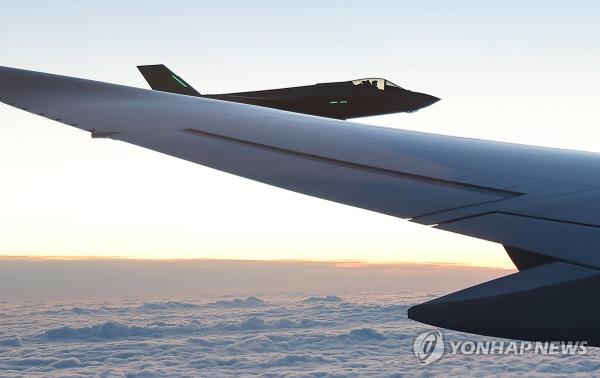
[[1, 1, 600, 266]]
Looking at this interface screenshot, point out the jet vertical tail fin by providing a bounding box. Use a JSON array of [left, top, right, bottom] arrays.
[[137, 64, 201, 96]]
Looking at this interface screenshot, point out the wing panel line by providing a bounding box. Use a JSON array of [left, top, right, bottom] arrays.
[[183, 128, 522, 199], [436, 211, 600, 229]]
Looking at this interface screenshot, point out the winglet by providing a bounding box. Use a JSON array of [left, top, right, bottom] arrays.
[[137, 64, 201, 97]]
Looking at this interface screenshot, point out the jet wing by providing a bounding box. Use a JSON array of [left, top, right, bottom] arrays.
[[2, 66, 600, 344]]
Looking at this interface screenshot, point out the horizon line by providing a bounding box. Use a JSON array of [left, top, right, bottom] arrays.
[[0, 254, 515, 270]]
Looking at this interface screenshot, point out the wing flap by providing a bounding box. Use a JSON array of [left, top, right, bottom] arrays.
[[438, 212, 600, 268]]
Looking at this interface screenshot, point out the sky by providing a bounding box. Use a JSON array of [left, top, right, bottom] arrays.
[[1, 1, 600, 268]]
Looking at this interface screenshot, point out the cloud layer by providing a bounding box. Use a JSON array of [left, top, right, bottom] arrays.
[[1, 292, 598, 377]]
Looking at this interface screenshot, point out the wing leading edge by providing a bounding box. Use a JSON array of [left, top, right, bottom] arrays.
[[2, 66, 600, 343]]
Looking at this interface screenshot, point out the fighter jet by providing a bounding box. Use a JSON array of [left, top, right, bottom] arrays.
[[137, 64, 439, 120]]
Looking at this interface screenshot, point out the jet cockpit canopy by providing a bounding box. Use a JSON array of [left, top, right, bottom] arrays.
[[351, 78, 403, 91]]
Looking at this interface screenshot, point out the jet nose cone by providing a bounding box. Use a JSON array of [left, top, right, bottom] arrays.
[[413, 92, 440, 111]]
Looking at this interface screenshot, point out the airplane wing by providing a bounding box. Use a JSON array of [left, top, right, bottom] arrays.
[[2, 66, 600, 344]]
